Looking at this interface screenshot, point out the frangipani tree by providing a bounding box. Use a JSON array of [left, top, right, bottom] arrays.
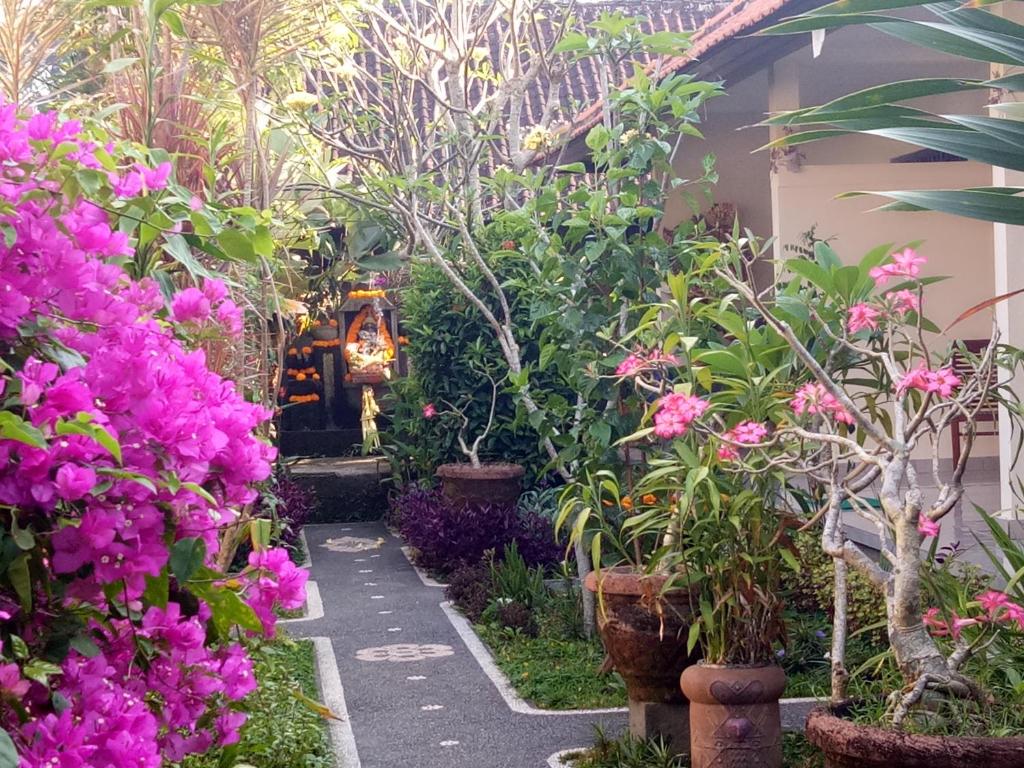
[[684, 237, 1023, 721]]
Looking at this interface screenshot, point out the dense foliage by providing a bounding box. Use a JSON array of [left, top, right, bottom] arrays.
[[394, 486, 561, 575], [0, 104, 306, 765], [387, 221, 562, 483]]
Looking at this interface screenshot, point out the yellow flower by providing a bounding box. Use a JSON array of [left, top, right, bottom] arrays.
[[522, 125, 552, 151], [283, 91, 318, 111]]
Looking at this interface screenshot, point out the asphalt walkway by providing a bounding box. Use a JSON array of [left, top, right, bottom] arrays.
[[290, 522, 626, 768]]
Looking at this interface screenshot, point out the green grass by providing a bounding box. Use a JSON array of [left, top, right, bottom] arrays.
[[476, 623, 628, 710], [563, 730, 824, 768], [183, 637, 332, 768]]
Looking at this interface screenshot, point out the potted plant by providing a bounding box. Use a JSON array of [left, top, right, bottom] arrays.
[[695, 236, 1024, 766], [426, 366, 526, 506]]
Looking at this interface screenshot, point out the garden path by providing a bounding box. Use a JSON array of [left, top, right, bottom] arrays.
[[291, 522, 626, 768]]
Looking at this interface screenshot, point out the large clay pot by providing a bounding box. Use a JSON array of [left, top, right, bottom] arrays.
[[311, 325, 339, 340], [680, 662, 786, 768], [805, 707, 1024, 768], [583, 567, 698, 704], [435, 462, 525, 507]]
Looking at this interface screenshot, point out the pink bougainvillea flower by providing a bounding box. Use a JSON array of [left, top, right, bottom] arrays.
[[887, 289, 919, 316], [791, 382, 855, 426], [869, 248, 927, 286], [653, 392, 709, 439], [846, 303, 881, 334], [422, 403, 437, 419], [108, 170, 144, 198], [137, 161, 172, 192], [896, 365, 960, 399], [54, 464, 97, 501], [171, 287, 212, 324], [189, 195, 204, 211], [0, 661, 30, 698]]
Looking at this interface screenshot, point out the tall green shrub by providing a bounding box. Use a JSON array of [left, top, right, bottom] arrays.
[[387, 221, 564, 484]]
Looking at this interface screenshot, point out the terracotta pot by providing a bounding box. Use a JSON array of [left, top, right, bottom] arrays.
[[805, 707, 1024, 768], [680, 662, 786, 768], [435, 462, 525, 507], [583, 567, 699, 704]]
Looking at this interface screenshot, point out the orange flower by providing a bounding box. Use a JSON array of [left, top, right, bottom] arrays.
[[288, 347, 297, 355], [301, 346, 312, 355], [329, 319, 338, 327], [602, 499, 614, 508], [296, 373, 306, 381], [642, 494, 657, 505], [313, 373, 321, 381], [621, 496, 633, 510]]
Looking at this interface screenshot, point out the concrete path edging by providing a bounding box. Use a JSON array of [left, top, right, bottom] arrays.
[[440, 600, 628, 718], [311, 635, 362, 768], [278, 580, 324, 624]]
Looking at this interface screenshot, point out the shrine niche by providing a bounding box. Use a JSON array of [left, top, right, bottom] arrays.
[[277, 285, 407, 457]]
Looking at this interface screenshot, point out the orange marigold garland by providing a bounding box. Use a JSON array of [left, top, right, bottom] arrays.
[[343, 305, 395, 364]]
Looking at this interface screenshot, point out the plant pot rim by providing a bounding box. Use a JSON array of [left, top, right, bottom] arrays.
[[435, 462, 525, 480], [807, 707, 1024, 753], [693, 660, 785, 671], [583, 565, 687, 597]]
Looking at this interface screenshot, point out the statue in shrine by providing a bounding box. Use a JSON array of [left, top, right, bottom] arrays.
[[344, 300, 395, 383]]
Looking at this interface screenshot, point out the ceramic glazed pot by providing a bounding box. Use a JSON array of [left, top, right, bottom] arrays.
[[435, 462, 525, 507], [583, 567, 699, 704], [680, 662, 786, 768], [805, 707, 1024, 768]]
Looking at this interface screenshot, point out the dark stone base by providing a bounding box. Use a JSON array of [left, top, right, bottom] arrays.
[[279, 429, 363, 458], [288, 456, 390, 523], [629, 700, 690, 756]]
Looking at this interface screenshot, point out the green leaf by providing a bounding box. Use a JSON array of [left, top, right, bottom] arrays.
[[22, 659, 62, 685], [0, 411, 47, 449], [216, 228, 258, 263], [11, 514, 33, 551], [780, 547, 801, 573], [585, 124, 610, 152], [143, 568, 169, 609], [249, 518, 272, 552], [69, 634, 101, 658], [170, 538, 206, 584], [56, 413, 122, 464], [8, 555, 31, 611], [102, 57, 138, 74], [163, 233, 216, 278], [852, 188, 1024, 225], [687, 622, 701, 655], [588, 421, 612, 447], [181, 481, 217, 505], [0, 730, 16, 768]]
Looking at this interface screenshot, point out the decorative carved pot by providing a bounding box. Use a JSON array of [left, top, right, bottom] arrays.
[[680, 662, 786, 768], [805, 707, 1024, 768], [583, 567, 699, 704], [435, 462, 525, 507]]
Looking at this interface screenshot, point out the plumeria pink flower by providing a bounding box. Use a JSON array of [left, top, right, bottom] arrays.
[[917, 516, 940, 537], [616, 354, 645, 377], [887, 289, 919, 316], [846, 303, 881, 334], [422, 403, 437, 419], [653, 393, 709, 439], [791, 382, 855, 426], [718, 420, 769, 462], [869, 248, 927, 286], [896, 365, 960, 399], [977, 590, 1011, 618]]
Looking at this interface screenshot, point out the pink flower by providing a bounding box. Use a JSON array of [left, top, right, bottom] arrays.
[[189, 195, 204, 211], [718, 420, 769, 462], [869, 248, 927, 286], [977, 590, 1011, 618], [791, 382, 855, 426], [17, 356, 58, 406], [917, 516, 940, 537], [0, 661, 29, 698], [896, 365, 960, 399], [887, 289, 919, 316], [54, 464, 97, 501], [108, 170, 144, 198], [422, 403, 437, 419], [616, 354, 645, 377], [137, 161, 172, 191], [847, 303, 881, 334], [171, 288, 211, 324], [653, 393, 709, 439]]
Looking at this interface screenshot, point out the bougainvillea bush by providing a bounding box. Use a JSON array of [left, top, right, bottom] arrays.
[[0, 101, 307, 765]]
